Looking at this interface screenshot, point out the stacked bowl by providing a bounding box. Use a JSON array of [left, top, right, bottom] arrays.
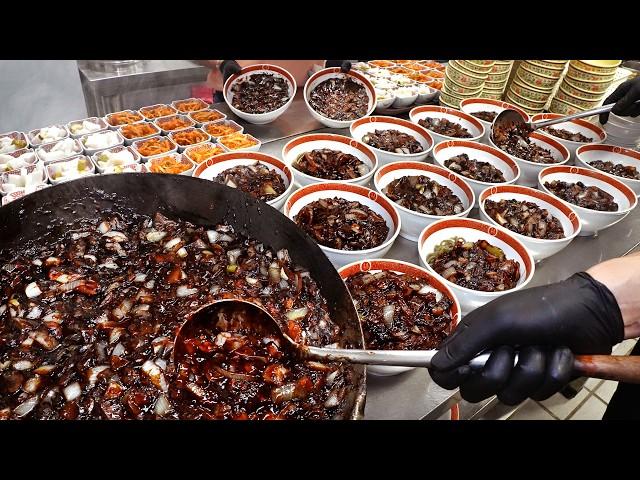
[[550, 60, 621, 115], [506, 60, 567, 116], [441, 60, 495, 108], [481, 60, 514, 99], [600, 113, 640, 150]]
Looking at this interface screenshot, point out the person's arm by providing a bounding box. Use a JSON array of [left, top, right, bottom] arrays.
[[428, 255, 640, 405]]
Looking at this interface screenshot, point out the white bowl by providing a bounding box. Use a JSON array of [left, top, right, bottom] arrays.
[[80, 130, 125, 156], [459, 98, 529, 144], [391, 89, 418, 108], [409, 105, 485, 145], [304, 67, 376, 129], [171, 98, 210, 114], [153, 114, 196, 135], [538, 165, 637, 236], [218, 133, 262, 152], [187, 109, 227, 128], [376, 93, 396, 109], [284, 182, 401, 268], [147, 152, 195, 176], [27, 124, 70, 147], [202, 119, 244, 139], [104, 110, 145, 130], [91, 145, 141, 174], [139, 104, 178, 122], [168, 127, 211, 153], [374, 161, 475, 241], [117, 122, 161, 146], [338, 258, 461, 376], [432, 140, 520, 206], [224, 64, 297, 125], [349, 116, 433, 166], [576, 144, 640, 196], [46, 155, 96, 185], [532, 113, 606, 163], [478, 184, 581, 261], [489, 131, 570, 187], [36, 138, 84, 164], [132, 137, 179, 163], [281, 133, 378, 187], [418, 217, 535, 316], [193, 151, 294, 211], [66, 117, 109, 138]]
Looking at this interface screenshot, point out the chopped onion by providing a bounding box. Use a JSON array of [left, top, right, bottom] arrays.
[[417, 285, 433, 295], [324, 391, 340, 408], [83, 254, 97, 263], [23, 376, 43, 393], [154, 394, 172, 416], [112, 342, 125, 357], [176, 285, 198, 297], [32, 259, 43, 266], [13, 360, 33, 371], [112, 299, 132, 319], [144, 279, 155, 289], [87, 365, 109, 385], [134, 273, 147, 283], [286, 307, 308, 321], [152, 336, 169, 354], [164, 237, 182, 250], [102, 231, 128, 242], [326, 370, 339, 386], [34, 331, 58, 350], [277, 249, 291, 263], [227, 248, 242, 265], [382, 305, 395, 327], [280, 268, 289, 281], [97, 221, 111, 234], [98, 261, 119, 270], [214, 366, 256, 382], [146, 231, 167, 243], [155, 359, 167, 371], [27, 306, 42, 319], [206, 230, 220, 243], [33, 364, 55, 375], [43, 311, 62, 324], [271, 383, 297, 404], [142, 360, 168, 392], [13, 395, 38, 418], [219, 233, 234, 243], [176, 247, 188, 258], [245, 276, 260, 286], [63, 382, 82, 401]]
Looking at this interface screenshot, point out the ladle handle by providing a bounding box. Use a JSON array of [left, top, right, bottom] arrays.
[[306, 347, 640, 383], [531, 102, 638, 129]]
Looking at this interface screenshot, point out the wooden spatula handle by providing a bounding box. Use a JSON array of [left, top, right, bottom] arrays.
[[574, 355, 640, 384]]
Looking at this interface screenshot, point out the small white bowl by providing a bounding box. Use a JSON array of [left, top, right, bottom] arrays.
[[489, 131, 570, 187], [117, 122, 161, 146], [46, 155, 96, 185], [66, 117, 109, 138], [153, 114, 196, 135], [459, 98, 529, 144], [139, 104, 178, 122], [304, 67, 377, 129], [168, 127, 211, 153], [281, 133, 378, 187], [478, 184, 581, 261], [349, 116, 434, 166], [36, 138, 84, 164], [538, 165, 637, 236], [576, 144, 640, 196], [418, 217, 535, 316], [284, 182, 401, 268], [91, 145, 141, 174], [80, 130, 125, 156], [432, 140, 521, 206], [532, 113, 606, 163], [218, 133, 261, 152], [376, 93, 396, 109], [193, 151, 294, 211], [104, 110, 145, 130], [374, 161, 475, 242], [409, 105, 485, 145], [27, 124, 70, 147], [202, 119, 244, 139], [187, 109, 227, 127], [147, 152, 195, 176], [171, 98, 210, 114], [0, 148, 37, 172], [224, 64, 297, 125], [0, 163, 47, 195], [338, 258, 461, 377], [391, 88, 418, 108], [131, 137, 179, 163]]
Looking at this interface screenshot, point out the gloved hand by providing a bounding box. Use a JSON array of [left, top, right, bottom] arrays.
[[429, 272, 624, 405], [599, 77, 640, 125], [219, 60, 242, 84], [325, 60, 352, 73]]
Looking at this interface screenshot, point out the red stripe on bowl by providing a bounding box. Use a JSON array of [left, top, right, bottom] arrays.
[[409, 105, 485, 134], [539, 165, 638, 207], [576, 143, 640, 162], [338, 258, 460, 327], [460, 98, 529, 122], [350, 116, 435, 148], [376, 161, 474, 205], [532, 113, 607, 141], [282, 133, 377, 165], [433, 140, 520, 177], [478, 184, 581, 232], [193, 151, 292, 183], [419, 218, 534, 277], [285, 182, 400, 230]]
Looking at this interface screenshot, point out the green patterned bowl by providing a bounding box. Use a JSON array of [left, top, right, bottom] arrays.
[[462, 60, 496, 74], [487, 70, 510, 82], [574, 60, 620, 75], [505, 91, 544, 115], [516, 66, 560, 90], [526, 60, 567, 71], [491, 63, 513, 74], [559, 80, 605, 101], [444, 76, 483, 96], [522, 61, 564, 79], [443, 83, 482, 99], [567, 63, 615, 82], [439, 91, 462, 109], [549, 97, 583, 115], [506, 87, 547, 109], [480, 90, 504, 100], [564, 75, 613, 94], [446, 63, 487, 88], [451, 60, 492, 76], [555, 87, 601, 109], [484, 79, 509, 89], [510, 79, 553, 103]]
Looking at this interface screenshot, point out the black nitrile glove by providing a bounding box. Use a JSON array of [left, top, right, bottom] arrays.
[[429, 272, 624, 405], [219, 60, 242, 84], [599, 77, 640, 125], [325, 60, 352, 73]]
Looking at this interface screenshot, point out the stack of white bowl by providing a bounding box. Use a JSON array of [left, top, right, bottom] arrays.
[[602, 113, 640, 150], [480, 61, 513, 99]]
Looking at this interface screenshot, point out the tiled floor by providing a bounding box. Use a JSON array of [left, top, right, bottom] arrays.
[[477, 339, 637, 420]]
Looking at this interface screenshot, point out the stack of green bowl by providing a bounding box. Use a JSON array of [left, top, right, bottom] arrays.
[[441, 60, 495, 108], [549, 60, 621, 115], [505, 60, 567, 115], [480, 60, 513, 99]]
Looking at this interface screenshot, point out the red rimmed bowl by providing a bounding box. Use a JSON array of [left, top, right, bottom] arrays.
[[409, 105, 485, 145], [538, 165, 637, 236], [478, 184, 581, 261], [459, 98, 529, 144], [349, 116, 434, 166], [374, 161, 475, 241], [575, 144, 640, 197], [224, 64, 297, 125], [303, 67, 376, 129], [532, 113, 606, 163], [338, 258, 461, 376], [193, 151, 294, 211], [418, 218, 535, 315], [284, 182, 401, 268], [489, 130, 570, 187], [432, 140, 520, 206], [281, 133, 378, 187]]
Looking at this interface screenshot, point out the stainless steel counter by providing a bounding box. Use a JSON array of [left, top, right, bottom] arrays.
[[208, 93, 640, 419]]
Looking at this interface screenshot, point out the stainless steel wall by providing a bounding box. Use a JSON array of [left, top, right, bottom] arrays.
[[0, 60, 87, 133]]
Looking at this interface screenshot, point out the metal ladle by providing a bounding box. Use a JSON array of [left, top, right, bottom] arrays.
[[175, 299, 640, 383]]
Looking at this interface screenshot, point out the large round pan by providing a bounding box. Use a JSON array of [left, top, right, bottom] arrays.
[[0, 173, 367, 419]]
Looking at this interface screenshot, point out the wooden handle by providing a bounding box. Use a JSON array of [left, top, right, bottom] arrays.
[[574, 355, 640, 384]]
